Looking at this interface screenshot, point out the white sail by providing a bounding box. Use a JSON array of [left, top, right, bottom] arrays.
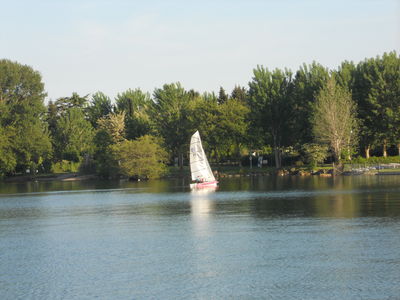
[[189, 131, 216, 182]]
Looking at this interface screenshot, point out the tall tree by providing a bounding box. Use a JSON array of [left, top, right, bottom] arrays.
[[13, 117, 52, 173], [93, 112, 126, 177], [0, 59, 52, 174], [352, 58, 379, 158], [312, 77, 358, 164], [115, 88, 152, 139], [87, 92, 113, 128], [216, 98, 249, 163], [187, 95, 219, 160], [218, 87, 228, 104], [46, 100, 58, 136], [353, 51, 400, 157], [248, 67, 294, 168], [0, 126, 16, 176], [97, 112, 126, 144], [334, 60, 357, 91], [372, 52, 400, 156], [55, 108, 94, 162], [202, 91, 218, 103], [55, 92, 89, 116], [151, 83, 193, 168], [115, 88, 150, 116], [292, 62, 330, 145], [231, 85, 247, 102]]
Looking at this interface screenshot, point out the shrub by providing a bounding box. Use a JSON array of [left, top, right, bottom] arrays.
[[301, 143, 329, 167], [111, 135, 168, 179], [346, 156, 400, 164], [294, 160, 304, 167], [51, 160, 80, 173]]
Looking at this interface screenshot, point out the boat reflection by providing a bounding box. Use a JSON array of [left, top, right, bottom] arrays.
[[190, 188, 216, 213], [190, 188, 216, 236]]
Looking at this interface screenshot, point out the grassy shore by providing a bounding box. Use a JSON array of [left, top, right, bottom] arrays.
[[168, 164, 400, 178], [3, 165, 400, 183]]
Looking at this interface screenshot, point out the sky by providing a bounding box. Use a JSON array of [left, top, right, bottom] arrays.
[[1, 0, 399, 102]]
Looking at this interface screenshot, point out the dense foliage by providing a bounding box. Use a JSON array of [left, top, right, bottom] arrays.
[[111, 136, 168, 179], [0, 59, 51, 176], [0, 51, 399, 178]]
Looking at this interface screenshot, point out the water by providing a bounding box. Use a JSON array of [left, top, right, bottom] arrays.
[[1, 175, 399, 299]]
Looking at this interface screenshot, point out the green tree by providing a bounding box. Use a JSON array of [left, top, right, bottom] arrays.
[[115, 88, 150, 116], [0, 126, 16, 176], [55, 108, 94, 162], [0, 59, 47, 124], [0, 59, 52, 174], [248, 67, 294, 168], [312, 77, 358, 164], [151, 83, 193, 168], [13, 117, 52, 173], [92, 112, 126, 177], [383, 52, 400, 156], [231, 85, 247, 102], [301, 143, 328, 167], [218, 87, 228, 104], [353, 58, 379, 158], [187, 95, 219, 160], [202, 91, 218, 103], [115, 88, 152, 139], [353, 51, 400, 157], [94, 111, 126, 178], [87, 92, 113, 127], [55, 92, 89, 116], [292, 62, 330, 145], [334, 60, 356, 91], [111, 135, 168, 179], [97, 112, 126, 144], [46, 100, 58, 136], [92, 129, 117, 178], [216, 98, 249, 163], [370, 52, 399, 156]]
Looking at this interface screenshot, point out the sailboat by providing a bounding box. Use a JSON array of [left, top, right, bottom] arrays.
[[189, 131, 218, 189]]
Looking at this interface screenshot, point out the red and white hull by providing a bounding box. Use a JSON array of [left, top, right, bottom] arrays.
[[190, 180, 218, 189]]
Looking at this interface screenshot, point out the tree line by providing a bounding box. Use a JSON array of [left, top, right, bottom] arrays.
[[0, 51, 399, 179]]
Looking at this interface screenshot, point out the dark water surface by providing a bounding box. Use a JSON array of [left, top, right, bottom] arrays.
[[1, 175, 399, 299]]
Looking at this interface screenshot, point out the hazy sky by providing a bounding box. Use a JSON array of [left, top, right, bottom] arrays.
[[1, 0, 399, 101]]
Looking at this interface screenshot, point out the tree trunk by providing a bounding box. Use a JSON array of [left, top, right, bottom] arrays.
[[334, 152, 340, 164], [397, 144, 400, 156], [273, 134, 281, 169], [236, 143, 242, 167], [214, 148, 219, 164], [179, 152, 184, 170], [383, 139, 387, 157], [365, 146, 370, 159], [333, 143, 341, 164], [274, 146, 281, 168]]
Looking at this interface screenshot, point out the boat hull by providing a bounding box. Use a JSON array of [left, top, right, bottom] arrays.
[[190, 180, 218, 189]]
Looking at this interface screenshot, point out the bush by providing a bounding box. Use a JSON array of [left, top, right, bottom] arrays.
[[346, 156, 400, 164], [51, 160, 80, 173], [294, 160, 304, 167], [301, 143, 329, 167], [111, 135, 168, 179]]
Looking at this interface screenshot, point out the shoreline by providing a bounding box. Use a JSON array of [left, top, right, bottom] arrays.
[[3, 168, 400, 183]]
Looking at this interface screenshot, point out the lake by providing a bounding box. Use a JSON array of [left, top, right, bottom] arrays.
[[1, 175, 399, 299]]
